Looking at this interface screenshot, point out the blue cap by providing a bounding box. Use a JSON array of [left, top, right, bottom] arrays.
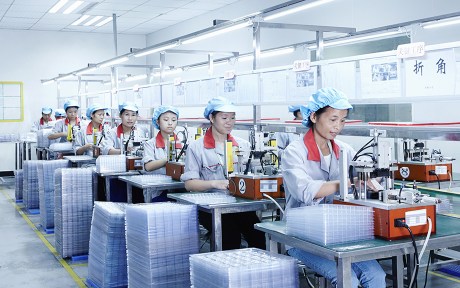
[[64, 100, 79, 111], [152, 105, 179, 129], [288, 105, 301, 113], [203, 97, 237, 120], [41, 107, 52, 115], [86, 103, 108, 119], [118, 102, 139, 113], [54, 109, 65, 117], [301, 88, 353, 127]]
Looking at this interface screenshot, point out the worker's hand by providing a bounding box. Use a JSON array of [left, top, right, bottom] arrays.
[[212, 180, 230, 190], [127, 146, 134, 152], [85, 143, 93, 151], [353, 178, 381, 192]]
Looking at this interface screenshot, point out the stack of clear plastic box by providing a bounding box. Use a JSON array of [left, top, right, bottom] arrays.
[[96, 155, 126, 173], [49, 142, 73, 152], [129, 174, 173, 185], [37, 160, 69, 230], [54, 168, 94, 258], [181, 193, 237, 205], [125, 203, 199, 288], [14, 169, 23, 201], [286, 204, 374, 245], [190, 248, 299, 288], [22, 160, 43, 210], [88, 202, 128, 288], [36, 128, 53, 148]]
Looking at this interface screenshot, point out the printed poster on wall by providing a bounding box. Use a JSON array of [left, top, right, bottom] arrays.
[[287, 67, 317, 102], [405, 49, 456, 97], [322, 62, 356, 99], [260, 71, 287, 102], [360, 57, 401, 99], [173, 83, 186, 105]]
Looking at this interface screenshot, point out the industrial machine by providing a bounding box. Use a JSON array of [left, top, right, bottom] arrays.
[[337, 129, 438, 240], [395, 139, 454, 182], [121, 126, 147, 171], [165, 131, 188, 180]]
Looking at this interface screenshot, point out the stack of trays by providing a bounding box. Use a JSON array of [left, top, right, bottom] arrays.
[[14, 169, 23, 201], [286, 204, 374, 245], [37, 160, 69, 229], [190, 248, 299, 288], [129, 174, 173, 184], [181, 193, 237, 205], [22, 160, 43, 210], [125, 203, 199, 288], [88, 202, 128, 288], [96, 155, 126, 173], [36, 128, 53, 148], [49, 142, 73, 152], [54, 168, 94, 258]]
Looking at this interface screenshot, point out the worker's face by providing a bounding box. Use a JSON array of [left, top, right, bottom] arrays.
[[310, 107, 348, 140], [210, 112, 236, 135], [42, 113, 51, 121], [66, 107, 78, 121], [158, 111, 177, 134], [120, 110, 138, 128], [91, 109, 105, 125]]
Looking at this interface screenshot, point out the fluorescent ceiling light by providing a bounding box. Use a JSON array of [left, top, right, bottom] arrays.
[[84, 15, 103, 26], [75, 66, 97, 75], [322, 31, 402, 47], [100, 56, 129, 68], [153, 68, 183, 77], [49, 0, 68, 13], [72, 15, 90, 25], [134, 42, 179, 58], [422, 18, 460, 29], [182, 21, 252, 45], [263, 0, 334, 21], [125, 74, 147, 82], [63, 0, 83, 14], [95, 17, 113, 27], [42, 79, 55, 85], [58, 74, 73, 81], [238, 47, 295, 62]]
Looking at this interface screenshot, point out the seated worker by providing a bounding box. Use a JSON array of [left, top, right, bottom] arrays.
[[54, 109, 66, 120], [281, 88, 386, 288], [180, 97, 266, 250], [31, 107, 53, 131], [101, 102, 141, 155], [74, 103, 107, 156], [143, 105, 181, 202], [276, 105, 302, 161], [48, 100, 81, 143]]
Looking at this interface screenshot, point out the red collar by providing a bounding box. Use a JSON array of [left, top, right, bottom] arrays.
[[86, 122, 103, 135], [64, 117, 80, 126], [116, 124, 136, 138], [39, 118, 52, 125], [203, 127, 238, 149], [155, 132, 182, 149], [303, 129, 340, 161]]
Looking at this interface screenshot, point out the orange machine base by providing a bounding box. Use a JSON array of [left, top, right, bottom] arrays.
[[335, 200, 436, 240], [229, 175, 284, 200], [166, 162, 185, 181], [395, 162, 452, 182]]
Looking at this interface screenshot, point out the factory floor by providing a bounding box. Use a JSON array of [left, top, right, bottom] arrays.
[[1, 176, 460, 288]]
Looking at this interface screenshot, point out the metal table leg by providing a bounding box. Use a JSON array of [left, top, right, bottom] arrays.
[[127, 183, 133, 203], [105, 176, 111, 201], [337, 257, 353, 288], [392, 255, 405, 287], [211, 208, 223, 251]]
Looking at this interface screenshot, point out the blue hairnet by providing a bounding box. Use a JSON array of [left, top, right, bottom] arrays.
[[301, 88, 353, 127], [152, 106, 179, 129], [42, 107, 52, 115], [203, 97, 237, 120], [118, 102, 139, 113], [86, 103, 108, 119], [288, 105, 301, 113], [64, 100, 79, 111], [54, 109, 65, 117]]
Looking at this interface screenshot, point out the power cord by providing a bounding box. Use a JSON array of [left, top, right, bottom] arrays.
[[429, 170, 441, 189], [395, 219, 419, 288], [263, 193, 284, 216]]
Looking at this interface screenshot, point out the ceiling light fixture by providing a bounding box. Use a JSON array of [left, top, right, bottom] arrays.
[[237, 47, 295, 62], [49, 0, 68, 13], [84, 15, 103, 26], [125, 74, 148, 82], [95, 17, 113, 27], [41, 79, 55, 86], [134, 42, 179, 58], [422, 17, 460, 29], [100, 56, 129, 68], [182, 20, 252, 45], [317, 30, 403, 48], [75, 66, 98, 76], [263, 0, 334, 21], [72, 14, 90, 25], [153, 68, 183, 77], [63, 0, 83, 14]]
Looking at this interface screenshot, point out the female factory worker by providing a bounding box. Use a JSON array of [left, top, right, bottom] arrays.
[[281, 88, 386, 288], [74, 103, 107, 156], [143, 105, 181, 174], [32, 107, 53, 131], [276, 105, 302, 160], [101, 101, 139, 155], [180, 97, 266, 250], [48, 100, 80, 142], [54, 109, 66, 120]]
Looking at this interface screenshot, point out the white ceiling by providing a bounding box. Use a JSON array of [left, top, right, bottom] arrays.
[[0, 0, 241, 35]]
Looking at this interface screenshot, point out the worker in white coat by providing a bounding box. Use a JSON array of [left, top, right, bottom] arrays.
[[74, 103, 107, 156], [281, 88, 386, 288], [31, 107, 53, 131]]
